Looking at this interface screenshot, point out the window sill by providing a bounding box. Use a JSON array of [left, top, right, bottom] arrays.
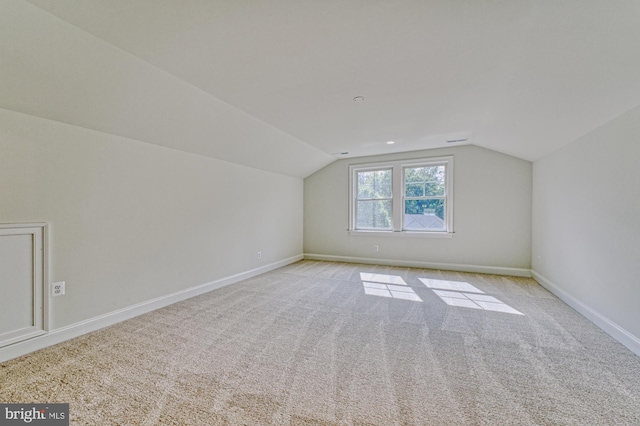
[[348, 230, 454, 239]]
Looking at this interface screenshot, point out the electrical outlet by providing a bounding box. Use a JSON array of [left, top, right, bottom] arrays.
[[257, 251, 262, 259], [373, 245, 379, 252], [52, 281, 65, 297]]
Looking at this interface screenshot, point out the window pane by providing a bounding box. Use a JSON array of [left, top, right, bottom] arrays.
[[358, 182, 374, 199], [404, 166, 445, 196], [405, 167, 427, 183], [424, 181, 445, 197], [404, 199, 445, 231], [405, 183, 424, 197], [357, 200, 392, 229], [424, 165, 445, 196], [357, 169, 391, 199]]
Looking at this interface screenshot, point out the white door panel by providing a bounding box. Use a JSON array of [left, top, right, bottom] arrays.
[[0, 224, 47, 347]]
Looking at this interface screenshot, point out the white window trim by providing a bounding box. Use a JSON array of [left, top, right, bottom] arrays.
[[348, 156, 454, 238]]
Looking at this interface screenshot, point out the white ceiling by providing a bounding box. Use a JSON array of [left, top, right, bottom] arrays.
[[4, 1, 640, 176]]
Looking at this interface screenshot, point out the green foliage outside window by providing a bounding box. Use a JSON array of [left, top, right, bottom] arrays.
[[404, 166, 445, 219]]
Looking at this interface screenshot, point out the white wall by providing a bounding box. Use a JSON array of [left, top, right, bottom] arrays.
[[304, 145, 532, 273], [532, 105, 640, 352], [0, 108, 303, 330], [0, 1, 333, 178]]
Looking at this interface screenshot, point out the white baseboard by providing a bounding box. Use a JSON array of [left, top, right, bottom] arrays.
[[303, 253, 531, 277], [0, 255, 303, 363], [531, 270, 640, 357]]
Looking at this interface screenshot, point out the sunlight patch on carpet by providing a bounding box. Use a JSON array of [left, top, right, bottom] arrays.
[[360, 273, 422, 302], [420, 278, 523, 315]]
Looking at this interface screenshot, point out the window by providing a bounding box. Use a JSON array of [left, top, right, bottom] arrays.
[[354, 168, 393, 230], [403, 164, 446, 231], [349, 156, 453, 236]]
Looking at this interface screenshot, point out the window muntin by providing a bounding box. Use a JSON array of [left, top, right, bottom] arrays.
[[349, 156, 453, 235], [355, 168, 392, 230]]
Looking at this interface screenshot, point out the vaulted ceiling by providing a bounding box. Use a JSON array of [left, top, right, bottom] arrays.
[[3, 1, 640, 177]]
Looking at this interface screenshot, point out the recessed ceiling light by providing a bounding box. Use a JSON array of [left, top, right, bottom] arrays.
[[353, 96, 365, 102], [386, 141, 395, 145]]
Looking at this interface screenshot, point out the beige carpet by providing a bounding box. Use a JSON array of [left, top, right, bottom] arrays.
[[1, 260, 639, 425]]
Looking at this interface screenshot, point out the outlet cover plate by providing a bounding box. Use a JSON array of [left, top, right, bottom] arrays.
[[52, 281, 65, 297]]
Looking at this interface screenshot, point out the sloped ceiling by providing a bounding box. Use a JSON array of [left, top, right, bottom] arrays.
[[3, 1, 640, 177]]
